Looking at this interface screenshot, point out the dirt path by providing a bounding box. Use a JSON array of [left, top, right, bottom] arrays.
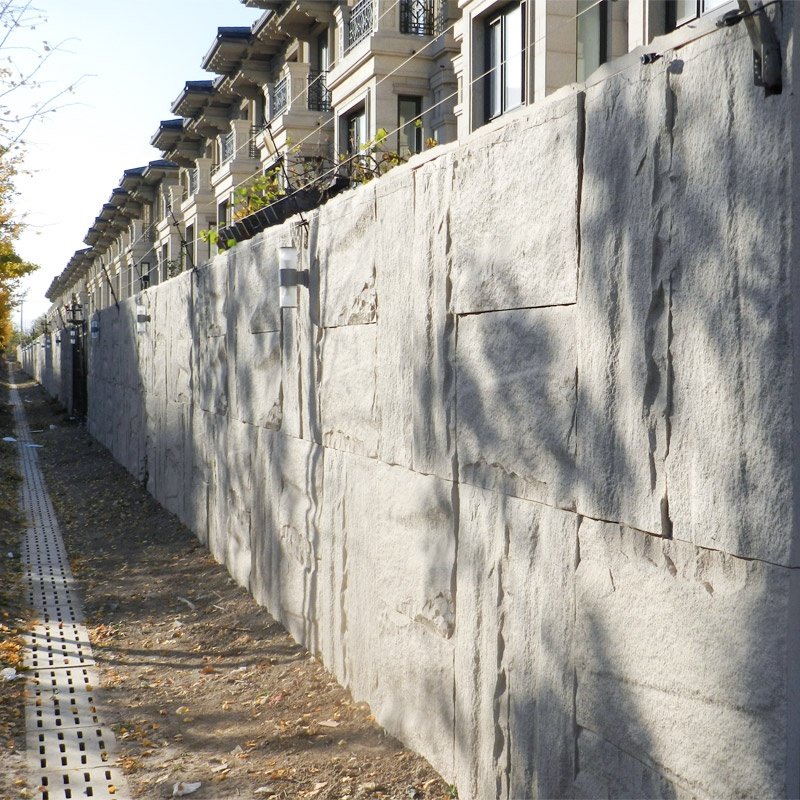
[[5, 367, 454, 800]]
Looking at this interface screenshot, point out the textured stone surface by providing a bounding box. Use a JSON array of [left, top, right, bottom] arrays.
[[449, 95, 580, 314], [316, 182, 377, 328], [575, 518, 790, 799], [573, 728, 686, 800], [455, 484, 577, 800], [577, 68, 674, 537], [271, 433, 323, 646], [372, 159, 456, 480], [457, 306, 576, 509], [318, 323, 379, 458], [319, 448, 456, 780], [664, 31, 794, 564]]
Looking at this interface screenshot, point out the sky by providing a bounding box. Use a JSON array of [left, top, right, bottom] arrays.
[[9, 0, 262, 329]]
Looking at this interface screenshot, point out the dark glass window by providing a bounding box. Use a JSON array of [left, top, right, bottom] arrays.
[[486, 2, 525, 122], [398, 96, 423, 156], [347, 107, 367, 155], [576, 0, 609, 82]]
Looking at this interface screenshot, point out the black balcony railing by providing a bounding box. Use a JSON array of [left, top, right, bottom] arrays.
[[346, 0, 374, 52], [221, 130, 235, 163], [434, 0, 449, 35], [400, 0, 434, 35], [272, 76, 289, 117], [308, 70, 331, 112], [250, 124, 265, 158]]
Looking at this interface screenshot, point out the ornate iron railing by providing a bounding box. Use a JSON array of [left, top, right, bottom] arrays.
[[249, 124, 265, 158], [272, 76, 289, 117], [307, 70, 331, 111], [188, 168, 199, 195], [346, 0, 374, 52], [221, 130, 235, 163], [400, 0, 434, 35], [434, 0, 449, 35]]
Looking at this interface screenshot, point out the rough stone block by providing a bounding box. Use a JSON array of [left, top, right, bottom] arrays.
[[231, 329, 281, 429], [229, 235, 280, 336], [457, 306, 576, 509], [272, 434, 324, 646], [318, 449, 456, 779], [664, 32, 794, 564], [373, 164, 457, 480], [316, 182, 377, 327], [249, 426, 279, 613], [577, 69, 678, 537], [194, 334, 228, 415], [575, 518, 791, 799], [318, 323, 379, 459], [449, 94, 580, 314], [194, 253, 229, 337], [217, 418, 255, 590], [455, 483, 577, 800], [573, 728, 685, 800]]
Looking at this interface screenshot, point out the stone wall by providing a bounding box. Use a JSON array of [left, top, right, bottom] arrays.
[[24, 11, 800, 798]]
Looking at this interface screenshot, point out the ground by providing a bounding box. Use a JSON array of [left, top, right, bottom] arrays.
[[0, 365, 455, 800]]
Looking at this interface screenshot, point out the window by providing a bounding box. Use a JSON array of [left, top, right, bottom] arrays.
[[668, 0, 730, 29], [576, 0, 610, 82], [400, 0, 434, 36], [346, 106, 367, 155], [185, 224, 195, 268], [218, 199, 229, 229], [485, 2, 525, 122], [160, 244, 168, 283], [398, 96, 423, 156]]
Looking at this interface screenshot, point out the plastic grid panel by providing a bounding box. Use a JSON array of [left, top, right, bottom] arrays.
[[9, 377, 131, 800]]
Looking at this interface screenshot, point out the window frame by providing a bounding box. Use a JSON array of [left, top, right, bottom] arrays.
[[398, 95, 423, 157], [484, 1, 526, 123]]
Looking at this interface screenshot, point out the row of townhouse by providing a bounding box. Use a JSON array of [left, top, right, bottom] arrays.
[[44, 0, 735, 322]]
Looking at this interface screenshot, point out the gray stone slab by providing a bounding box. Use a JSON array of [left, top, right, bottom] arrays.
[[449, 94, 580, 314], [573, 727, 687, 800], [576, 68, 676, 537], [664, 30, 794, 564], [454, 483, 577, 800], [318, 323, 379, 459], [316, 182, 377, 327], [575, 518, 791, 799], [272, 433, 324, 647], [319, 448, 456, 780], [457, 305, 576, 509]]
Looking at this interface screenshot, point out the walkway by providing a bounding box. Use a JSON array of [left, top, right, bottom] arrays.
[[10, 370, 130, 800]]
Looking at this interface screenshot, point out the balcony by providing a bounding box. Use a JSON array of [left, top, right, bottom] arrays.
[[249, 124, 265, 158], [346, 0, 374, 53], [221, 130, 235, 164], [272, 75, 289, 117], [308, 70, 331, 112], [400, 0, 433, 35]]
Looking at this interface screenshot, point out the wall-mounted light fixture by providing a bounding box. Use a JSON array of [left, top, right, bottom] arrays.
[[136, 302, 150, 335], [278, 246, 308, 309]]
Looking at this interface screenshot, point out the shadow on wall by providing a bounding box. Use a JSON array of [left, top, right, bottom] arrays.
[[83, 6, 796, 798]]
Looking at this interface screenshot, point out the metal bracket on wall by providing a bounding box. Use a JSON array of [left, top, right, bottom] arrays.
[[733, 0, 782, 94]]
